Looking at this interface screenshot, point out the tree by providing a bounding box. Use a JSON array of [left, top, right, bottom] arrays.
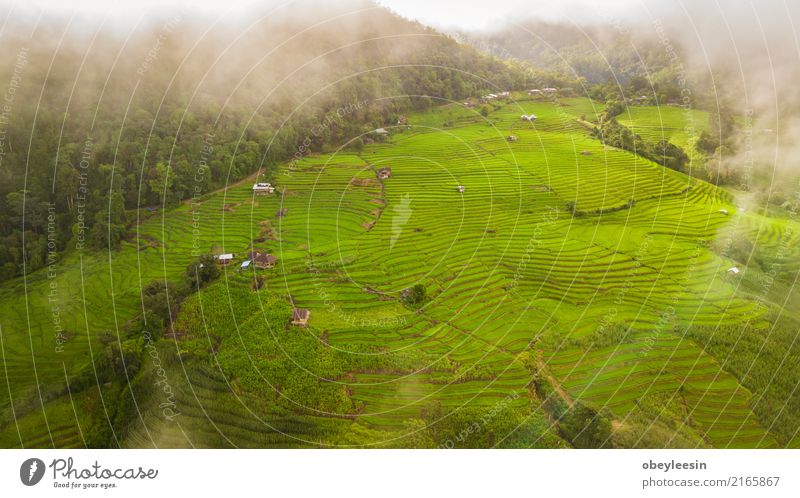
[[696, 129, 717, 154], [88, 216, 127, 249], [110, 339, 143, 377], [626, 75, 650, 94], [88, 191, 128, 249], [185, 254, 219, 290], [654, 140, 689, 173], [147, 162, 173, 205], [710, 106, 736, 149], [602, 100, 625, 120], [560, 402, 613, 448], [401, 419, 437, 448], [402, 284, 426, 306], [705, 146, 737, 185], [142, 279, 182, 322]]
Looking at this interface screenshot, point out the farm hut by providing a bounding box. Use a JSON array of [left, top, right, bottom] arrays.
[[253, 253, 277, 269], [507, 135, 518, 142], [542, 87, 558, 94], [728, 267, 740, 276], [291, 308, 311, 327], [240, 260, 251, 270], [520, 114, 537, 121], [497, 91, 510, 98], [457, 185, 465, 193], [718, 209, 729, 215], [217, 253, 234, 266], [252, 182, 275, 195], [378, 167, 392, 180], [373, 128, 389, 135], [528, 89, 542, 96]]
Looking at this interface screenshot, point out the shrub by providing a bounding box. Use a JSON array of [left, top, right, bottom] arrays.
[[402, 284, 426, 305], [185, 253, 219, 290]]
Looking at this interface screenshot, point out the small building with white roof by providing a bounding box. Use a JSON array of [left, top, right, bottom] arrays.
[[253, 182, 275, 195]]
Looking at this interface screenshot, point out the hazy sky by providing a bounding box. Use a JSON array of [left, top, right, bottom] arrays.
[[0, 0, 650, 28], [377, 0, 642, 29], [1, 0, 794, 34]]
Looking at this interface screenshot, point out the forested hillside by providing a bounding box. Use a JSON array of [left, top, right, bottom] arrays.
[[2, 0, 799, 451], [0, 0, 551, 281]]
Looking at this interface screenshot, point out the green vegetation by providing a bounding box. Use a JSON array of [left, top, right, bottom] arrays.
[[402, 284, 427, 306], [617, 105, 710, 174], [0, 5, 537, 283], [1, 90, 799, 448], [594, 106, 691, 175]]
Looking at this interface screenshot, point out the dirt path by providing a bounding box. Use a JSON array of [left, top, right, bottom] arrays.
[[532, 352, 574, 408]]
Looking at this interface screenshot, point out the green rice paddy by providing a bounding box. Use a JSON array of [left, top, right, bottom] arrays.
[[1, 95, 799, 448]]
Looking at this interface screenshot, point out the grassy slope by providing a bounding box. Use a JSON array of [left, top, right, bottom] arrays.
[[1, 95, 798, 447], [617, 104, 709, 172]]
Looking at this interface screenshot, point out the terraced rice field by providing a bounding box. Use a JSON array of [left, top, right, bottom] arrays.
[[617, 104, 710, 171], [2, 95, 798, 448]]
